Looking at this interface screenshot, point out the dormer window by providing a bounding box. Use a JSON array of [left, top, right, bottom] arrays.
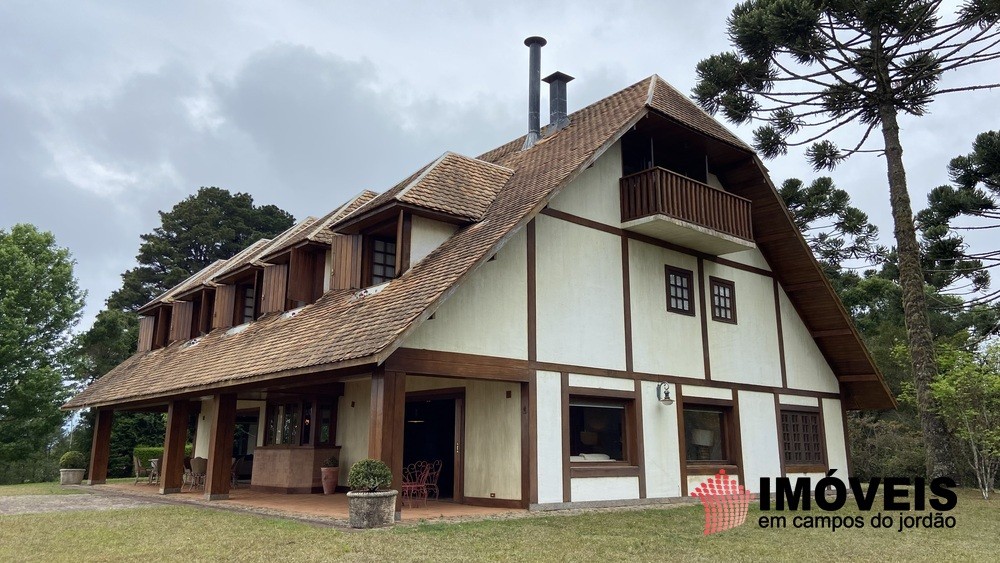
[[371, 238, 396, 285]]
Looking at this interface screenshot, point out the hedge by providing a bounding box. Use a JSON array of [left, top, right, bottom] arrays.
[[133, 445, 193, 469]]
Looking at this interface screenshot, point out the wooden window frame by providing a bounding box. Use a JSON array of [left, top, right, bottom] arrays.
[[565, 387, 639, 478], [709, 276, 737, 324], [665, 265, 696, 316], [262, 394, 339, 449], [780, 407, 827, 473], [682, 398, 739, 475]]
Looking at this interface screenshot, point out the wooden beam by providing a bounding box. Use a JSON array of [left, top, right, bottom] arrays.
[[811, 328, 854, 338], [87, 409, 113, 485], [159, 400, 188, 494], [204, 393, 237, 500], [837, 374, 879, 383], [368, 368, 406, 519]]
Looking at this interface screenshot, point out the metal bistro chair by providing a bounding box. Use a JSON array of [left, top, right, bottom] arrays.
[[133, 456, 150, 485], [425, 460, 443, 501], [148, 458, 161, 485], [401, 461, 431, 508]]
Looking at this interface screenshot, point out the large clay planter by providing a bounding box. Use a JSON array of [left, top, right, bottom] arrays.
[[320, 467, 340, 495], [60, 469, 85, 485], [347, 490, 398, 528]]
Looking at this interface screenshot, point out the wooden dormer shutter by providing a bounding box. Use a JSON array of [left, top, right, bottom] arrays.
[[260, 264, 289, 314], [213, 284, 236, 329], [330, 234, 362, 290], [169, 301, 194, 342], [288, 247, 324, 305], [137, 316, 155, 352]]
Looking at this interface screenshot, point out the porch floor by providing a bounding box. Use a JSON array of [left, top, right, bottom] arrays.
[[98, 482, 522, 524]]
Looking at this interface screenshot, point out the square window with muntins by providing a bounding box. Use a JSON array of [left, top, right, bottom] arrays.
[[709, 277, 736, 324], [666, 266, 695, 315]]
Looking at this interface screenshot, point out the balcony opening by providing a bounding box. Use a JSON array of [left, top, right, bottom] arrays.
[[621, 128, 707, 184]]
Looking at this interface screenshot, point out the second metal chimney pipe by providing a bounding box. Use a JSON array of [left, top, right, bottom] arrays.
[[543, 71, 574, 131], [522, 36, 546, 150]]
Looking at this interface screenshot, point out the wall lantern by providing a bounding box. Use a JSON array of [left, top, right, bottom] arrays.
[[656, 382, 675, 406]]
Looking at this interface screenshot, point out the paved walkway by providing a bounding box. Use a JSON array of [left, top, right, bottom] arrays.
[[0, 493, 157, 516]]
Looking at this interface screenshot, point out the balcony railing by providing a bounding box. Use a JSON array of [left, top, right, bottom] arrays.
[[620, 167, 753, 242]]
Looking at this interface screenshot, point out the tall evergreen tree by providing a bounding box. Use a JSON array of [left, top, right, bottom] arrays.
[[693, 0, 1000, 479], [0, 224, 84, 476]]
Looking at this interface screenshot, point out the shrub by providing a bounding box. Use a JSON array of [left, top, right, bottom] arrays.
[[133, 445, 194, 470], [59, 451, 86, 470], [347, 459, 392, 492], [322, 453, 340, 468]]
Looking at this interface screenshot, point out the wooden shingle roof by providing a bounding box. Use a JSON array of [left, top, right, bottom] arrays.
[[66, 75, 893, 411]]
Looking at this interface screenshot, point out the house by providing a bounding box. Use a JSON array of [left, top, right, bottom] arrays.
[[65, 38, 894, 514]]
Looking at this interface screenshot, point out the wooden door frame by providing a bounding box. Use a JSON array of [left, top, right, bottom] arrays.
[[404, 387, 466, 503]]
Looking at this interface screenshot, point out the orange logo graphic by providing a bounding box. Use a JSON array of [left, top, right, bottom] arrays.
[[690, 469, 756, 535]]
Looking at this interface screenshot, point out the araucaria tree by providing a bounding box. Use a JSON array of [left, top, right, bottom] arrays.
[[694, 0, 1000, 479]]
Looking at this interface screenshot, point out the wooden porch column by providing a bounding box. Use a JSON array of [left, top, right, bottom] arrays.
[[204, 393, 237, 500], [159, 400, 189, 494], [87, 409, 113, 485], [368, 368, 405, 519]]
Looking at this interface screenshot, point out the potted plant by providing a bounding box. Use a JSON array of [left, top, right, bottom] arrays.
[[59, 451, 87, 485], [320, 453, 340, 495], [346, 458, 397, 528]]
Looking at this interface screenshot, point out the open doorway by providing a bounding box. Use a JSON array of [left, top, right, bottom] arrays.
[[403, 390, 464, 501]]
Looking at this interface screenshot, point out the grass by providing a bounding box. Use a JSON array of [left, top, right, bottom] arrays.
[[0, 489, 994, 562], [0, 482, 85, 496]]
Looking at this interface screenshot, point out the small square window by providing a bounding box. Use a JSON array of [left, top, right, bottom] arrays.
[[781, 410, 825, 466], [710, 277, 737, 324], [666, 266, 695, 315], [683, 406, 733, 463]]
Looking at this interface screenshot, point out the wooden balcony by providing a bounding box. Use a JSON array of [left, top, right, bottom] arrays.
[[620, 167, 754, 255]]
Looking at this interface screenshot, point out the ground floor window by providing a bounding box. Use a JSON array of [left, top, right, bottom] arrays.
[[683, 403, 736, 465], [780, 409, 825, 468], [568, 398, 630, 463]]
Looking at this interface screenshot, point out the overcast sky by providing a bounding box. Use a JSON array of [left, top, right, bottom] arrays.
[[2, 0, 996, 330]]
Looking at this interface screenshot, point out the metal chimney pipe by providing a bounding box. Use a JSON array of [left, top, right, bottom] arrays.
[[543, 71, 574, 131], [522, 36, 546, 150]]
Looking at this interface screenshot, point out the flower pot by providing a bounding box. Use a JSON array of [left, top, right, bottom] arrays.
[[60, 469, 86, 485], [347, 490, 398, 528], [320, 467, 340, 495]]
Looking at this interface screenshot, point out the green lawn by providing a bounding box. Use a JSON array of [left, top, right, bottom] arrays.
[[0, 482, 85, 496], [0, 489, 994, 562]]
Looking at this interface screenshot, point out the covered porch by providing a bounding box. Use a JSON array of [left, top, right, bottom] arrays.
[[85, 352, 530, 518]]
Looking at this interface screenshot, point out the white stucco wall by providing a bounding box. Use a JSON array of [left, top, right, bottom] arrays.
[[705, 262, 782, 387], [822, 398, 849, 476], [778, 394, 819, 407], [687, 473, 740, 494], [536, 371, 563, 504], [336, 379, 371, 486], [409, 215, 458, 266], [536, 214, 626, 370], [628, 239, 705, 378], [547, 141, 622, 226], [737, 390, 781, 493], [640, 380, 682, 498], [567, 373, 634, 391], [779, 289, 840, 393], [404, 229, 528, 359], [721, 248, 772, 271], [682, 385, 733, 401], [194, 398, 215, 458], [571, 476, 640, 502]]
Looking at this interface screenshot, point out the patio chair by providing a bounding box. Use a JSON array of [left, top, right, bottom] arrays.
[[133, 456, 150, 485], [230, 456, 243, 488], [425, 460, 443, 501], [401, 461, 431, 508], [186, 457, 207, 491], [182, 457, 192, 488], [149, 458, 160, 485]]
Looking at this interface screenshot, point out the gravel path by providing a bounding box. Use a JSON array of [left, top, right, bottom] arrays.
[[0, 492, 157, 516]]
